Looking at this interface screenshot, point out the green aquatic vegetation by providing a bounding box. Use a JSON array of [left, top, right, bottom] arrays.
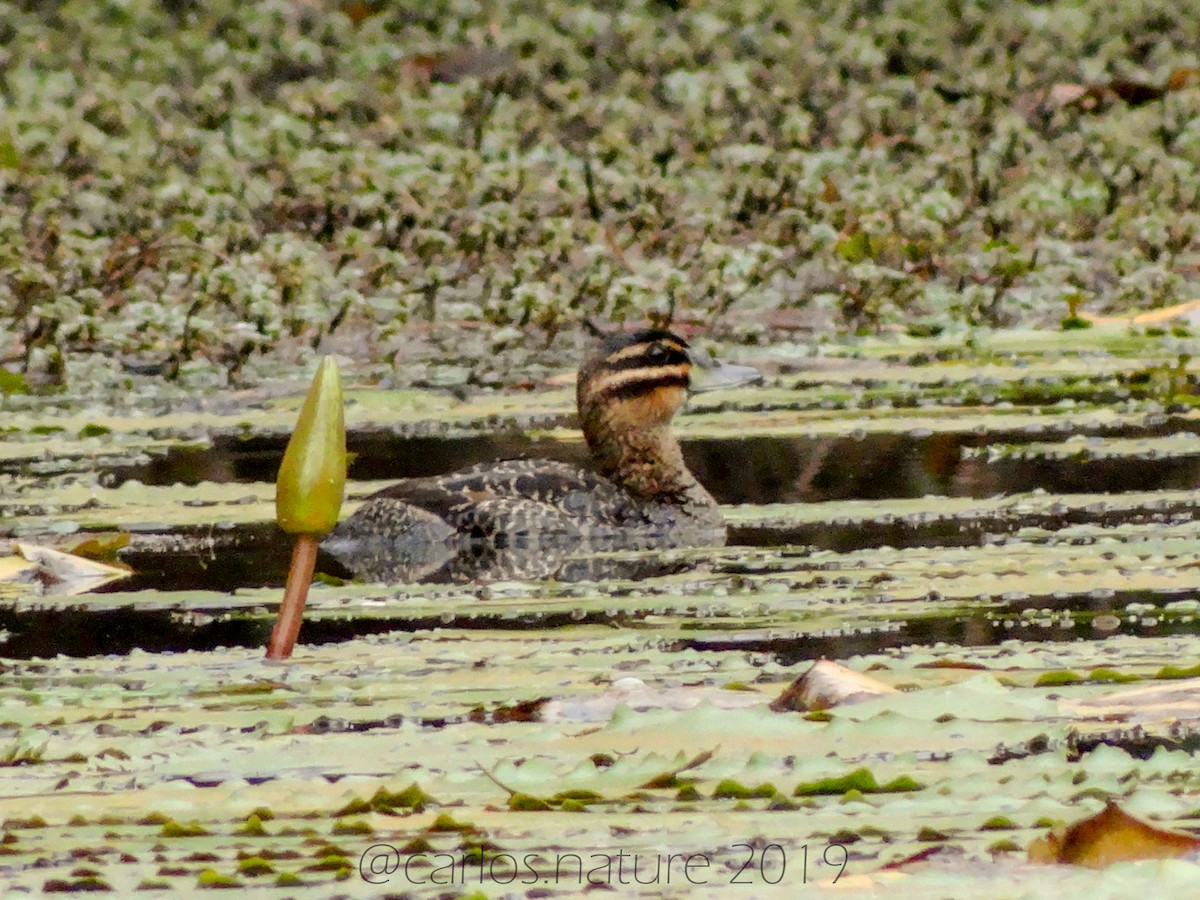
[[1086, 668, 1141, 684], [508, 793, 552, 812], [765, 795, 801, 811], [43, 876, 113, 892], [2, 816, 47, 830], [0, 740, 46, 766], [793, 768, 923, 797], [0, 371, 30, 395], [1035, 671, 1085, 687], [711, 779, 778, 800], [1156, 663, 1200, 679], [980, 816, 1018, 831], [721, 681, 756, 692], [331, 798, 370, 817], [160, 820, 210, 838], [234, 815, 267, 836], [1060, 317, 1093, 331], [195, 868, 239, 888], [427, 813, 477, 834], [330, 818, 372, 836], [235, 857, 274, 876], [551, 789, 604, 804], [398, 837, 434, 854], [371, 784, 435, 811], [302, 854, 352, 872]]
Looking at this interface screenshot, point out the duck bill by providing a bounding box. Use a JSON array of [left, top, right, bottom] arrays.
[[687, 350, 763, 393]]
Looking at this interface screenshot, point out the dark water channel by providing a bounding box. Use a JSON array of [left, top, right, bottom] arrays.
[[95, 420, 1200, 589], [7, 417, 1200, 659], [106, 416, 1200, 504]]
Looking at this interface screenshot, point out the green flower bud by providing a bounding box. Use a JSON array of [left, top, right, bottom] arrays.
[[275, 357, 346, 535]]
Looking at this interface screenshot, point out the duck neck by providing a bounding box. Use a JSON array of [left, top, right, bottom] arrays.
[[584, 416, 714, 508]]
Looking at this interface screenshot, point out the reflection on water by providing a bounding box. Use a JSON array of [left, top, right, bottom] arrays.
[[93, 417, 1200, 591], [100, 422, 1200, 589], [9, 582, 1194, 660], [107, 422, 1200, 505]]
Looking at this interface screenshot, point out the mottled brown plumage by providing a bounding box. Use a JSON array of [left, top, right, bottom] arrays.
[[322, 329, 760, 582]]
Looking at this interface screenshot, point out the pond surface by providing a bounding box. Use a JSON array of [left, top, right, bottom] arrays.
[[2, 328, 1200, 896]]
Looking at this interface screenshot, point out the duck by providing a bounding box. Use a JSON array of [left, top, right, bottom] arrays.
[[321, 328, 761, 582]]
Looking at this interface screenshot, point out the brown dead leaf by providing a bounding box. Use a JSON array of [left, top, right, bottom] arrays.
[[880, 845, 949, 870], [340, 0, 381, 26], [771, 660, 897, 712], [468, 697, 550, 724], [1167, 67, 1200, 91], [1028, 802, 1200, 867]]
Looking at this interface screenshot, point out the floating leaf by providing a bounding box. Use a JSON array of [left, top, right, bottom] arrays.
[[1029, 802, 1200, 866]]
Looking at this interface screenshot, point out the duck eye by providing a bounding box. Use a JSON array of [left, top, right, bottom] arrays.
[[647, 344, 668, 362]]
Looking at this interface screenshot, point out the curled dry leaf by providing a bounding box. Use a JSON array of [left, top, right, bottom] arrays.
[[1028, 802, 1200, 867], [10, 542, 129, 595], [770, 659, 897, 713]]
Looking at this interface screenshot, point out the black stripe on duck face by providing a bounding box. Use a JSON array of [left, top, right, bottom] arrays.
[[595, 370, 691, 400], [601, 345, 691, 372]]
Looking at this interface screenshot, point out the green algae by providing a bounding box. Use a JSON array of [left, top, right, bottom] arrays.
[[159, 821, 210, 838], [234, 815, 266, 837], [507, 793, 552, 812], [980, 816, 1018, 831], [235, 857, 274, 876], [794, 768, 923, 797], [195, 869, 239, 888], [1035, 671, 1086, 688], [330, 818, 373, 836], [711, 779, 778, 800], [1156, 663, 1200, 679], [302, 855, 352, 872]]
